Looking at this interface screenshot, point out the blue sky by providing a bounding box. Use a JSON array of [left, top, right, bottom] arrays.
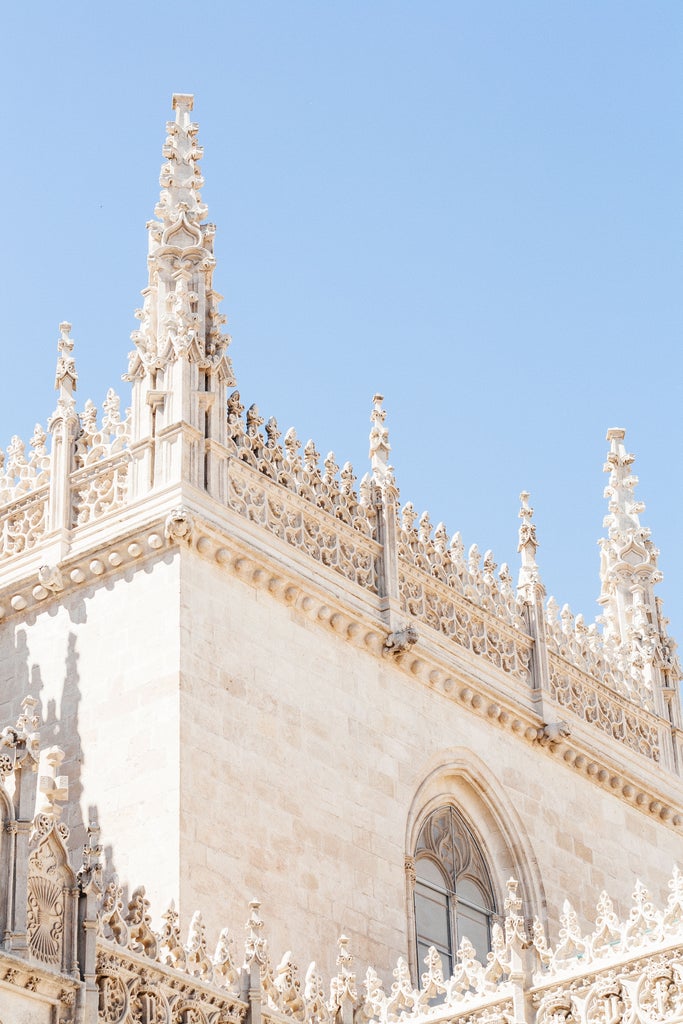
[[2, 2, 682, 644]]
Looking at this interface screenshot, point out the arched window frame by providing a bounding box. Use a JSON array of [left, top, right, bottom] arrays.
[[405, 753, 547, 988], [408, 804, 502, 980]]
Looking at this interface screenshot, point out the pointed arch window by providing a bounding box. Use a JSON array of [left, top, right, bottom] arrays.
[[414, 805, 496, 973]]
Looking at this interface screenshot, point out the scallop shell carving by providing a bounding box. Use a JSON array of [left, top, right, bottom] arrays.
[[27, 874, 63, 964]]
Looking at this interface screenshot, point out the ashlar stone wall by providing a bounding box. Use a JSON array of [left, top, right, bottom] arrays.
[[178, 545, 683, 980]]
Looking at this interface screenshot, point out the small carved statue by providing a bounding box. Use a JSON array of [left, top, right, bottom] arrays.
[[164, 507, 194, 544], [383, 624, 419, 656], [538, 720, 571, 746]]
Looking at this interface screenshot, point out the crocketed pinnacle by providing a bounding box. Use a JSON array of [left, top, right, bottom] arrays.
[[517, 491, 543, 600], [49, 322, 79, 432], [598, 428, 661, 644], [156, 94, 207, 229], [126, 94, 233, 381], [368, 394, 395, 493]]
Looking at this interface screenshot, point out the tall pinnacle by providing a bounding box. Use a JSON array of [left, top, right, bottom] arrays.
[[125, 95, 235, 500], [369, 394, 392, 486], [516, 491, 543, 602], [127, 93, 233, 381], [598, 428, 661, 645]]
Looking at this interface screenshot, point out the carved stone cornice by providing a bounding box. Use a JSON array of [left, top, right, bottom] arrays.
[[0, 947, 81, 1014]]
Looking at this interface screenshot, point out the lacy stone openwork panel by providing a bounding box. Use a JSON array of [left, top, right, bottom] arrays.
[[0, 487, 49, 562], [548, 653, 661, 761], [71, 453, 130, 528], [399, 564, 533, 683], [227, 461, 381, 594]]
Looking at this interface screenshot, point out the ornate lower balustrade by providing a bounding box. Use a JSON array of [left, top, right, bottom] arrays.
[[227, 460, 381, 595], [90, 871, 683, 1024], [398, 563, 533, 684], [95, 938, 247, 1024], [548, 652, 661, 761]]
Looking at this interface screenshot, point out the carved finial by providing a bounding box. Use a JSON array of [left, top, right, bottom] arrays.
[[244, 898, 268, 967], [517, 492, 537, 555], [54, 321, 78, 393], [331, 934, 357, 1011], [369, 393, 395, 491], [79, 819, 103, 894], [0, 696, 41, 773], [517, 491, 543, 602], [172, 92, 194, 114], [17, 696, 40, 757], [504, 877, 528, 949], [37, 746, 68, 822]]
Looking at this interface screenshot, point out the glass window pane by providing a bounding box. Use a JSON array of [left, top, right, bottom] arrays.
[[456, 904, 490, 964], [457, 877, 490, 910], [415, 886, 450, 948], [416, 858, 448, 889]]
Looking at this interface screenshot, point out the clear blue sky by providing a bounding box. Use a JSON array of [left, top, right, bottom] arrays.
[[2, 2, 682, 644]]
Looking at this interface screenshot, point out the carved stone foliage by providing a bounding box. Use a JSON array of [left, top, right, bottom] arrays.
[[95, 938, 245, 1024], [227, 460, 380, 594], [547, 653, 660, 761], [97, 971, 128, 1023], [398, 564, 532, 682]]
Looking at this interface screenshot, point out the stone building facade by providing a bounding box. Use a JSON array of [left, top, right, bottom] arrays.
[[0, 95, 681, 1023]]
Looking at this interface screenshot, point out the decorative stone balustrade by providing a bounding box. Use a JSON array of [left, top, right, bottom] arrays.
[[0, 377, 131, 559], [88, 868, 683, 1024], [545, 598, 656, 713], [547, 651, 661, 761], [396, 502, 532, 683], [226, 393, 376, 539], [0, 425, 50, 503], [0, 485, 50, 560], [398, 561, 533, 684], [397, 506, 524, 632]]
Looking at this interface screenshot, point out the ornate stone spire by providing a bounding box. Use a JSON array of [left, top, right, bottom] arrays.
[[598, 429, 661, 646], [47, 323, 79, 548], [126, 95, 235, 498], [128, 94, 232, 378], [517, 491, 543, 603], [368, 393, 395, 493]]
